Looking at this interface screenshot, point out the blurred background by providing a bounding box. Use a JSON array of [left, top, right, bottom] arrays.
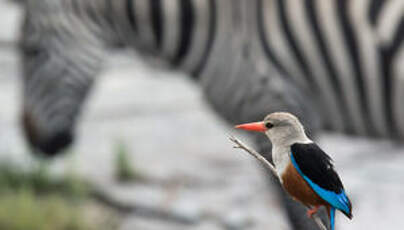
[[1, 0, 404, 230]]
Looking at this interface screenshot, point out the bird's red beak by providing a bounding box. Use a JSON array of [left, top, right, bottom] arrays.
[[235, 122, 266, 132]]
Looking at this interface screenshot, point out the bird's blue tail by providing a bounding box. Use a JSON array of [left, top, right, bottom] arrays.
[[330, 207, 336, 230]]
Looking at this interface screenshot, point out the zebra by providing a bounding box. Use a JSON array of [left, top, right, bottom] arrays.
[[19, 0, 404, 229]]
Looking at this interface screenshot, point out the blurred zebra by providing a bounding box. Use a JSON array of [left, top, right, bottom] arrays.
[[19, 0, 403, 229]]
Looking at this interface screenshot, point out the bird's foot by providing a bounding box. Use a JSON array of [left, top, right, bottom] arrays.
[[307, 206, 320, 218]]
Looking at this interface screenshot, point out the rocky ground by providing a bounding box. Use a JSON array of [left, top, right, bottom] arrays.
[[1, 1, 404, 230]]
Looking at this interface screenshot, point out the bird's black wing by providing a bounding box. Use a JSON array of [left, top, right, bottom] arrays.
[[290, 143, 352, 217], [291, 143, 343, 193]]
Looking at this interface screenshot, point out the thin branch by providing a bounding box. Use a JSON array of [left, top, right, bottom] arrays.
[[312, 215, 328, 230], [228, 135, 328, 230], [229, 135, 277, 176]]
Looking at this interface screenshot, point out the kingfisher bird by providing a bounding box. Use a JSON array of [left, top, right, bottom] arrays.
[[235, 112, 352, 230]]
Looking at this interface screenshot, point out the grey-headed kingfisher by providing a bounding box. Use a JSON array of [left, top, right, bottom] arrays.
[[235, 112, 352, 230]]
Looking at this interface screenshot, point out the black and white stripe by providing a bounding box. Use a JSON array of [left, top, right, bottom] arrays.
[[257, 0, 404, 138], [111, 0, 217, 77]]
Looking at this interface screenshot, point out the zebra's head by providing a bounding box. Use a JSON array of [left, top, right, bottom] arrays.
[[19, 0, 105, 156]]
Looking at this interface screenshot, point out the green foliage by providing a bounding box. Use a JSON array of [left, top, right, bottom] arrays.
[[0, 189, 93, 230], [114, 142, 142, 182], [0, 159, 118, 230], [0, 161, 88, 199]]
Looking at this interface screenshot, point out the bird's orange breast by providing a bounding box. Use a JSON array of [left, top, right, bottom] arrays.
[[281, 162, 328, 207]]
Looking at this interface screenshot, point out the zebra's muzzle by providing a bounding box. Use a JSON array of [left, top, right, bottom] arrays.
[[22, 110, 73, 157]]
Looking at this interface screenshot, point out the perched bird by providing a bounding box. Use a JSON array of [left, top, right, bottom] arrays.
[[235, 112, 352, 230]]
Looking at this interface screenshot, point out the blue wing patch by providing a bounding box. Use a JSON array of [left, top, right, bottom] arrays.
[[290, 152, 351, 214]]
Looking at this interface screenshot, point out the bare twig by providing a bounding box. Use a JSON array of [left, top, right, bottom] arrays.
[[229, 135, 277, 176], [312, 215, 328, 230], [229, 135, 328, 230]]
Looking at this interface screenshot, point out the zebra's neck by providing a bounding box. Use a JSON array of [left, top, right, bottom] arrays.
[[57, 0, 118, 45], [110, 0, 218, 77]]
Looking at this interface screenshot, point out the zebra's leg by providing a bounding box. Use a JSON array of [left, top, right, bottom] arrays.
[[201, 60, 326, 229], [246, 77, 329, 230], [254, 136, 329, 230], [246, 85, 329, 230], [247, 81, 329, 229]]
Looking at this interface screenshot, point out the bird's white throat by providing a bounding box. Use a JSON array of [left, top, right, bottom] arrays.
[[272, 145, 292, 178]]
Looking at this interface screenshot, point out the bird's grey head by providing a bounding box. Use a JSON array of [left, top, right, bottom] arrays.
[[19, 0, 104, 156], [236, 112, 311, 146], [263, 112, 310, 146]]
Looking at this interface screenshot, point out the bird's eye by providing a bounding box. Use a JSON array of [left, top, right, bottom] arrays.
[[265, 122, 274, 129]]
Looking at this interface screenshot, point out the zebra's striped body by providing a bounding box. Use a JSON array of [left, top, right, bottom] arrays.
[[110, 0, 404, 138], [20, 1, 403, 229]]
